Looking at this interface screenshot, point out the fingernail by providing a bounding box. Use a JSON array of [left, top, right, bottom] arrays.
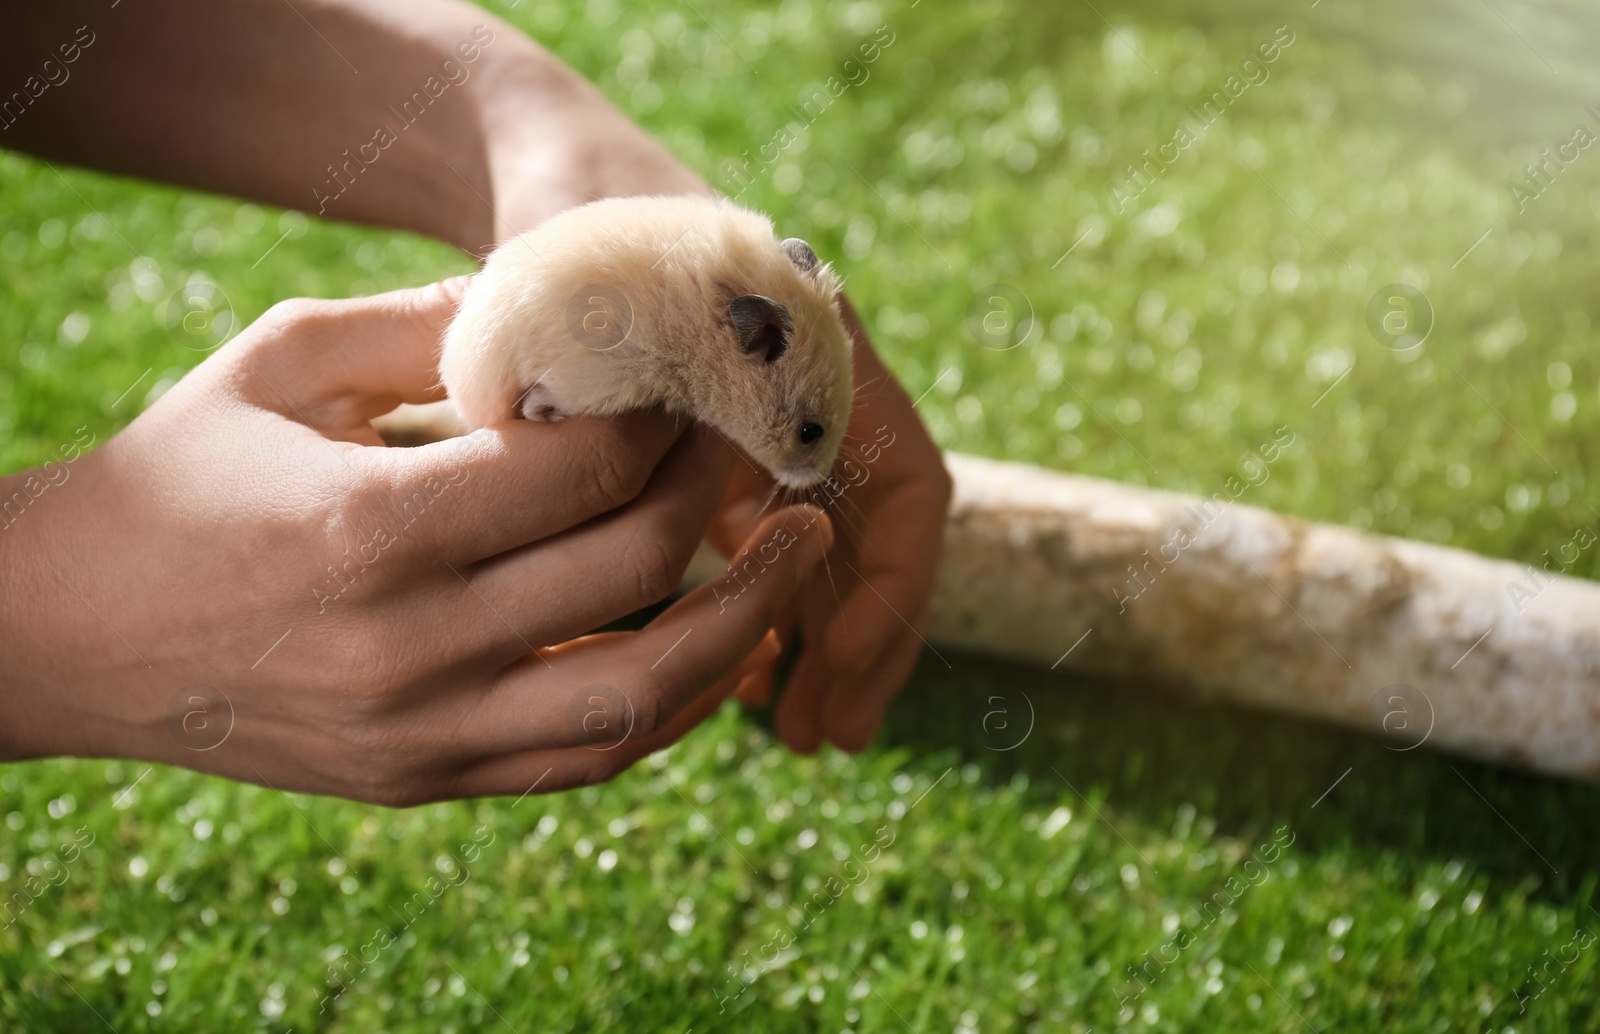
[[735, 667, 775, 707], [752, 628, 783, 664]]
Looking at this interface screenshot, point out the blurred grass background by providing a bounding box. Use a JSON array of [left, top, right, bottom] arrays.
[[4, 0, 1600, 1030]]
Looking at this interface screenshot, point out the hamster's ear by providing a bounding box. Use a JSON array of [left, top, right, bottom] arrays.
[[779, 238, 820, 276], [730, 294, 792, 365]]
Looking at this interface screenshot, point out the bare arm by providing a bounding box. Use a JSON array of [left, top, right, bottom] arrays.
[[0, 0, 702, 253], [1, 0, 952, 755]]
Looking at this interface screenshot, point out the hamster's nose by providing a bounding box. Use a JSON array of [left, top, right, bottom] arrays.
[[798, 421, 825, 445]]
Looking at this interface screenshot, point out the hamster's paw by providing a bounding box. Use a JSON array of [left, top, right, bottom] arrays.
[[516, 380, 569, 422]]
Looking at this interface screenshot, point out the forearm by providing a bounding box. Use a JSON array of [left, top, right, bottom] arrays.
[[0, 0, 704, 254]]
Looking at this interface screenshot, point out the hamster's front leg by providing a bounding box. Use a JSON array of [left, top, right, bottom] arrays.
[[515, 374, 569, 422]]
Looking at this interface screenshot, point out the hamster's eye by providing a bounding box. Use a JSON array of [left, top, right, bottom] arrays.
[[798, 421, 825, 445]]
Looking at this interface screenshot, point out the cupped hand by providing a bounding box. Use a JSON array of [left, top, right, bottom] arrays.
[[708, 297, 952, 753], [0, 279, 832, 805]]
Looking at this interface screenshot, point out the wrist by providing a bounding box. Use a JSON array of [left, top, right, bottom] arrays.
[[461, 36, 710, 253], [0, 455, 146, 764], [0, 468, 60, 761]]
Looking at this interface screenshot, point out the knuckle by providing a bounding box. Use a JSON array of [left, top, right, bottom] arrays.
[[626, 527, 689, 607], [353, 472, 432, 555], [362, 777, 431, 809], [340, 741, 405, 803], [313, 492, 418, 602], [229, 295, 349, 402], [626, 679, 668, 738], [397, 278, 468, 336], [340, 716, 403, 775], [260, 295, 336, 333], [342, 725, 440, 807], [580, 430, 650, 511], [569, 752, 631, 789], [336, 628, 412, 706]]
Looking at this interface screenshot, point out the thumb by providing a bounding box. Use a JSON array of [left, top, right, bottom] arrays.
[[240, 276, 471, 415]]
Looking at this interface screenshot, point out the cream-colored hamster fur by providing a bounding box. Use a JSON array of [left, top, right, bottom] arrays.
[[439, 196, 853, 489]]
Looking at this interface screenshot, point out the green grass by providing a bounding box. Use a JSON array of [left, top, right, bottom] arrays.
[[5, 0, 1600, 1030]]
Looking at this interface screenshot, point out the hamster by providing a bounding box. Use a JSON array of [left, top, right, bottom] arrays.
[[439, 196, 854, 489]]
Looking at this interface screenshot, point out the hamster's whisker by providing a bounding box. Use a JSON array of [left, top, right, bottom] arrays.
[[853, 374, 894, 412], [755, 481, 783, 519], [831, 492, 873, 541], [837, 435, 880, 456], [787, 483, 841, 534], [847, 397, 874, 422], [853, 375, 887, 397], [815, 488, 870, 545], [815, 532, 846, 628], [834, 489, 873, 534]]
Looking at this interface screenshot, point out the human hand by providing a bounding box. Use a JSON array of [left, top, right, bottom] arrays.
[[0, 279, 832, 805], [708, 298, 952, 753]]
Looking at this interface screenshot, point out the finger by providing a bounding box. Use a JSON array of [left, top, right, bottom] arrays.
[[711, 475, 804, 656], [813, 574, 909, 682], [707, 467, 775, 556], [774, 645, 829, 754], [772, 578, 867, 756], [769, 581, 804, 652], [238, 277, 471, 421], [784, 520, 942, 745], [824, 625, 925, 752], [445, 673, 740, 800], [733, 670, 767, 707], [733, 630, 782, 706], [451, 505, 832, 755], [607, 504, 831, 741], [780, 483, 940, 733], [736, 629, 783, 684], [734, 663, 775, 707], [361, 408, 690, 565], [775, 568, 907, 755], [335, 424, 388, 448], [436, 424, 731, 660]]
